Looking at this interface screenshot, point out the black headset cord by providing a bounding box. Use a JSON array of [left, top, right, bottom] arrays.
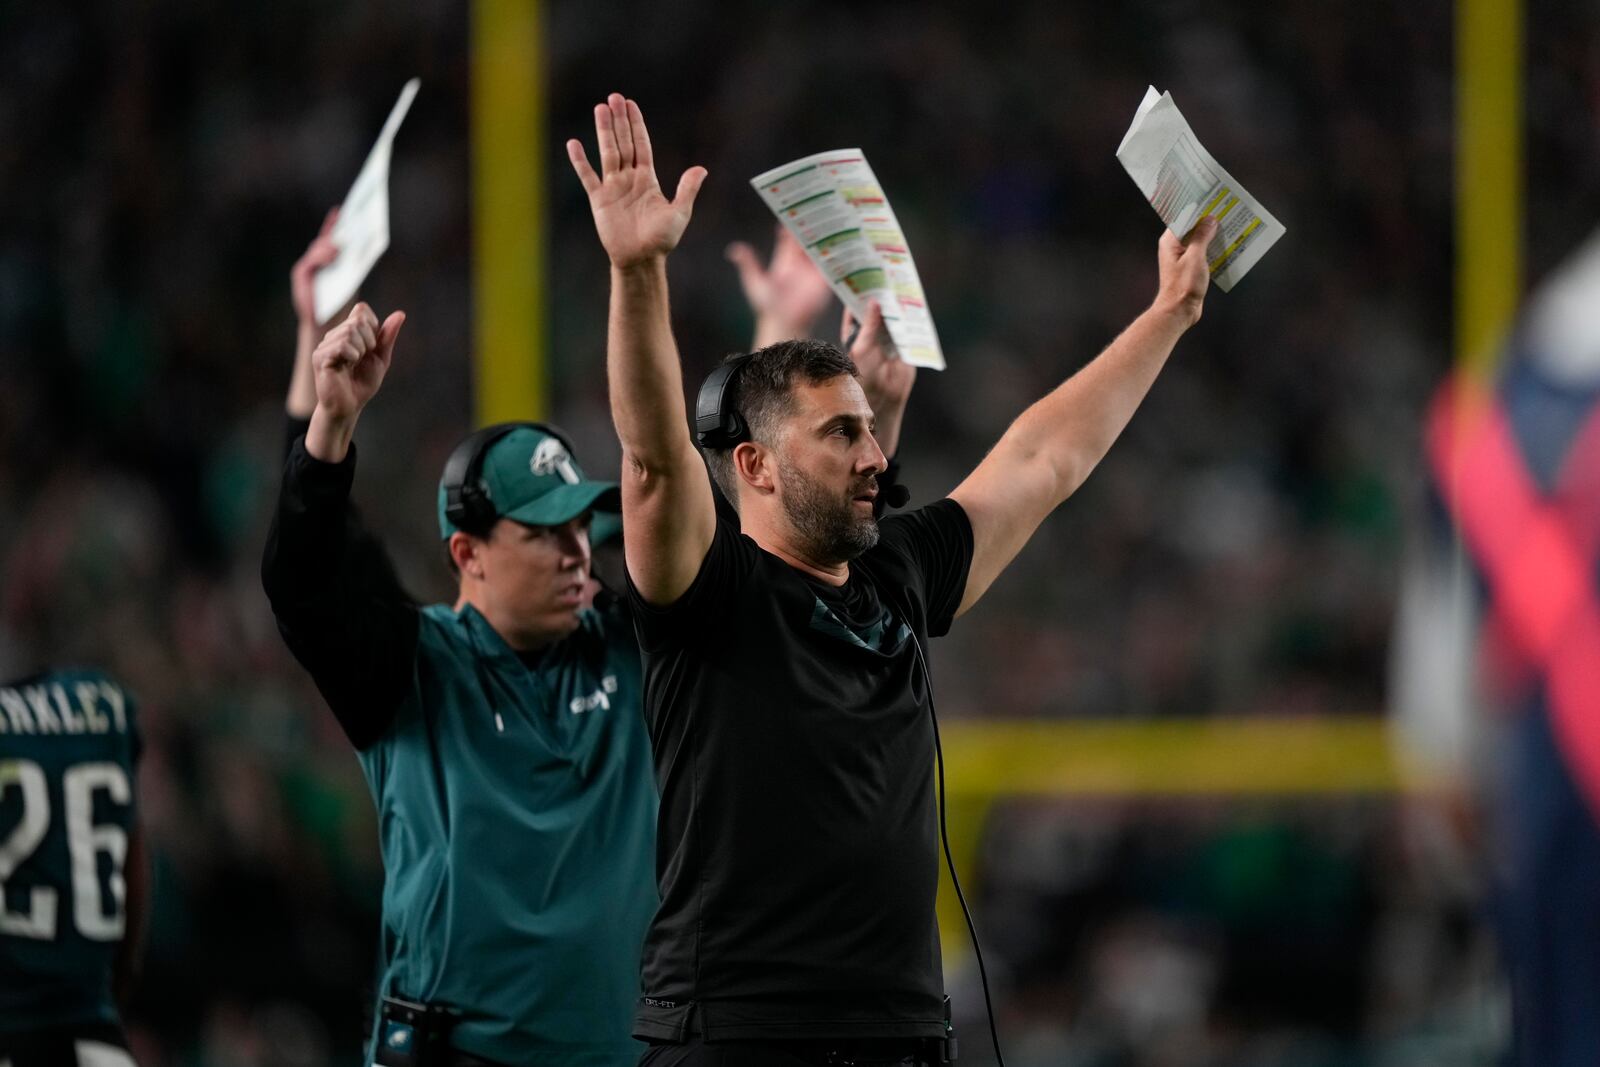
[[913, 636, 1006, 1067]]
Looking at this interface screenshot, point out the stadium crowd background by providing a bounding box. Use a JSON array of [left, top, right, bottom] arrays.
[[2, 1, 1596, 1064]]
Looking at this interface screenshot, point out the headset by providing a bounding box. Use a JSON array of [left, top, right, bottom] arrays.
[[694, 354, 755, 450], [441, 420, 578, 535]]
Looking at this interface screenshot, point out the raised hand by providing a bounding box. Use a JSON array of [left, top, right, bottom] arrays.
[[567, 94, 706, 269], [291, 207, 342, 328], [843, 300, 915, 457], [312, 302, 405, 423], [305, 302, 405, 463], [1155, 216, 1218, 326], [727, 227, 834, 346], [287, 206, 344, 419]]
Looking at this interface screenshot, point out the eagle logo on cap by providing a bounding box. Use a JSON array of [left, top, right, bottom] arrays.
[[531, 437, 581, 485]]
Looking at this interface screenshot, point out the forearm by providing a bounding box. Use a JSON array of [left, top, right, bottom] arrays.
[[948, 302, 1194, 616], [305, 406, 358, 463], [286, 322, 320, 418], [608, 258, 698, 470], [604, 256, 717, 603], [949, 225, 1212, 617], [751, 311, 812, 350], [872, 403, 906, 459], [1003, 303, 1192, 502]]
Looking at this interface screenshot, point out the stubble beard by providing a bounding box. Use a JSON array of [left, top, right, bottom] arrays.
[[777, 454, 880, 564]]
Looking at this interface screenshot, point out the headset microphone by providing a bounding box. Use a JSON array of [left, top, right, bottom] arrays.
[[883, 483, 910, 509]]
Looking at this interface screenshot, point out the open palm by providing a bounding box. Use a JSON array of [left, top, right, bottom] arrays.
[[568, 94, 706, 268], [726, 227, 835, 338]]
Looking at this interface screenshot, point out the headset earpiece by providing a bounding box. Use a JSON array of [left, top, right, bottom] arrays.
[[695, 355, 754, 450]]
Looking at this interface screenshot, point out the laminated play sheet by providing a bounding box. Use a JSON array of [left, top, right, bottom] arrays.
[[751, 151, 944, 369]]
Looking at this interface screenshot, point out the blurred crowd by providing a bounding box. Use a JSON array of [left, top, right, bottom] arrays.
[[4, 0, 1596, 1063]]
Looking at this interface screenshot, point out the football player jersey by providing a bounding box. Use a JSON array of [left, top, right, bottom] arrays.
[[0, 669, 139, 1037]]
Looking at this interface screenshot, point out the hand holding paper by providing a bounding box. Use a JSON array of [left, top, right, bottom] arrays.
[[843, 300, 916, 455], [750, 152, 945, 369], [1156, 217, 1219, 325], [1116, 86, 1284, 292], [293, 207, 341, 329]]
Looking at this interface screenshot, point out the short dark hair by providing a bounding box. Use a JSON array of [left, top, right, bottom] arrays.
[[703, 339, 857, 504]]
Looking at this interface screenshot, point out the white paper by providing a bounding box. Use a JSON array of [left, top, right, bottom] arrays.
[[751, 151, 945, 370], [1115, 86, 1284, 292], [313, 79, 421, 324]]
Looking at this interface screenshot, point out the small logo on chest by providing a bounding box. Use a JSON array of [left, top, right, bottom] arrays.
[[569, 675, 619, 714]]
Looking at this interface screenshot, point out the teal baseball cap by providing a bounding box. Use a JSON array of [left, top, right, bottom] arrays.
[[437, 426, 620, 539]]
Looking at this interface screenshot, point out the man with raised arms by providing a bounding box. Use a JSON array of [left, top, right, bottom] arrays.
[[568, 93, 1218, 1066]]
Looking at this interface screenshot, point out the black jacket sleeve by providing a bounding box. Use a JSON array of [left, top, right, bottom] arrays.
[[261, 436, 421, 748], [283, 414, 311, 461]]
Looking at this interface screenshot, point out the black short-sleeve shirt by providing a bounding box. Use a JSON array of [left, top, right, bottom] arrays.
[[626, 499, 974, 1042]]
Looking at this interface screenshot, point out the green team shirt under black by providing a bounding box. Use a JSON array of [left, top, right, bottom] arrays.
[[626, 499, 973, 1042]]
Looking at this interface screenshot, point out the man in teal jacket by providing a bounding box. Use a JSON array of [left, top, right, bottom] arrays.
[[261, 298, 657, 1066]]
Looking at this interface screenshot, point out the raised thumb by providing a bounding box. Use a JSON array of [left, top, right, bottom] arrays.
[[674, 166, 708, 212], [376, 311, 407, 363]]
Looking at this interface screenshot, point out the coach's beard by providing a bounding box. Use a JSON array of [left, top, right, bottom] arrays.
[[779, 456, 881, 564]]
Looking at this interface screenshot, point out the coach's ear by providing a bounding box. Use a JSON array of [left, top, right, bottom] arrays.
[[732, 441, 775, 496], [449, 530, 488, 581]]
